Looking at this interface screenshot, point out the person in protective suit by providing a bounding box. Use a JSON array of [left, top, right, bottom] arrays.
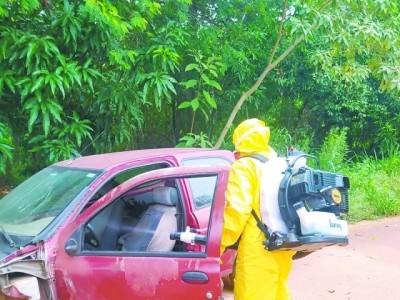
[[220, 118, 295, 300]]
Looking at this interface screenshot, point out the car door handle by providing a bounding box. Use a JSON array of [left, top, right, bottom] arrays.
[[182, 271, 209, 284]]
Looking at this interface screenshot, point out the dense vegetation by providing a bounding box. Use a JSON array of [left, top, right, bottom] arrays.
[[1, 0, 399, 220]]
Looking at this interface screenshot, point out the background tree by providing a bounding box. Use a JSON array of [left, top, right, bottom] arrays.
[[213, 0, 400, 150], [1, 0, 400, 188]]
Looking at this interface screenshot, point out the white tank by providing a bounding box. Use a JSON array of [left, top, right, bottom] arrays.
[[259, 156, 307, 235], [294, 202, 348, 237], [259, 157, 289, 234]]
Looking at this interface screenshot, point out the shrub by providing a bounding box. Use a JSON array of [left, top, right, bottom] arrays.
[[0, 122, 13, 174], [345, 156, 400, 223], [317, 127, 349, 172]]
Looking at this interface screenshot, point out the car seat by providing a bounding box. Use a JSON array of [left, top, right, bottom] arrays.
[[119, 186, 178, 252], [87, 199, 126, 250]]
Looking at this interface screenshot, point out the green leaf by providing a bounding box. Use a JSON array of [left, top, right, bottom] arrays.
[[178, 101, 192, 109], [201, 73, 210, 84], [185, 137, 196, 146], [191, 98, 200, 111], [26, 41, 38, 67], [30, 76, 45, 93], [208, 79, 222, 91], [28, 135, 46, 144], [49, 77, 57, 95], [15, 77, 31, 86], [163, 77, 177, 94], [83, 59, 92, 69], [46, 100, 62, 123], [180, 79, 198, 89], [203, 90, 217, 108], [200, 107, 209, 122], [42, 111, 50, 136], [23, 98, 40, 131], [57, 80, 66, 98], [143, 81, 149, 102], [185, 63, 199, 72]]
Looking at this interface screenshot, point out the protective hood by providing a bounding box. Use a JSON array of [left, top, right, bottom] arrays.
[[233, 118, 275, 157]]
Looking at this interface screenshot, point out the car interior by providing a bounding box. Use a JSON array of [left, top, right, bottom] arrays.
[[83, 178, 188, 253]]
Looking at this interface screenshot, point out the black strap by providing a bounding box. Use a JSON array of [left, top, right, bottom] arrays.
[[246, 154, 270, 238], [227, 210, 269, 250], [251, 209, 269, 239], [238, 154, 271, 243]]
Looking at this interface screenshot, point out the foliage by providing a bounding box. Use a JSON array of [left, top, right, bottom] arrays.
[[0, 0, 166, 172], [345, 154, 400, 223], [316, 127, 349, 172], [176, 132, 213, 148], [250, 0, 400, 157], [28, 112, 92, 163], [266, 123, 313, 156], [0, 122, 13, 174], [374, 115, 400, 157], [178, 51, 225, 133]]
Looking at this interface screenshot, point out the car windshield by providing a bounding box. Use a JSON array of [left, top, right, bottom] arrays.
[[0, 166, 100, 240]]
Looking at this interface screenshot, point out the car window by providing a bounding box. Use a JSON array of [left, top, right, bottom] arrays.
[[82, 174, 218, 256], [113, 163, 169, 184], [182, 157, 231, 209], [85, 162, 170, 209], [0, 166, 100, 239]]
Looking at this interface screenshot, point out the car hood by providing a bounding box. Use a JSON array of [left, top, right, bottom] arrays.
[[0, 243, 39, 264]]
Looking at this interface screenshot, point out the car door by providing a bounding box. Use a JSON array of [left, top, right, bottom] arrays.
[[52, 165, 230, 300]]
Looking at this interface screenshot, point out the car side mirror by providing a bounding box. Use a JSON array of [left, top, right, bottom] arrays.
[[65, 228, 83, 256], [65, 238, 78, 256]]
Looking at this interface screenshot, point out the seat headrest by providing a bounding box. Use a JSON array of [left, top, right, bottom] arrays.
[[152, 186, 178, 206]]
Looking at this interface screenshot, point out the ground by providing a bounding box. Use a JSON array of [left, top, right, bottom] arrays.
[[223, 216, 400, 300]]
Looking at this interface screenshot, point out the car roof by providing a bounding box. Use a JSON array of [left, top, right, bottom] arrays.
[[54, 148, 233, 170]]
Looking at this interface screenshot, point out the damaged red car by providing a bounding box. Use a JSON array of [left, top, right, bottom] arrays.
[[0, 148, 236, 300]]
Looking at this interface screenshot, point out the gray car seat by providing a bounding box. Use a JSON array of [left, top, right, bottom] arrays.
[[88, 199, 125, 250], [119, 186, 178, 252]]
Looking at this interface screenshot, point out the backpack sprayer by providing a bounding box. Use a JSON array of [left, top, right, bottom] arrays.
[[259, 151, 350, 255]]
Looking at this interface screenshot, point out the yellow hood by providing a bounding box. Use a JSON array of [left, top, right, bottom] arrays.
[[233, 118, 276, 157]]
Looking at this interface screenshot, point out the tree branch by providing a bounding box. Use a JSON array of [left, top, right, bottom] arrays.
[[213, 0, 333, 149], [268, 0, 288, 66]]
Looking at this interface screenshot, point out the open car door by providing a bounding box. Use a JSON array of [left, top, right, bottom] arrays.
[[52, 165, 230, 300]]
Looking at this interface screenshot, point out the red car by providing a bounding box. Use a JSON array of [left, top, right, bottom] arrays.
[[0, 148, 236, 300]]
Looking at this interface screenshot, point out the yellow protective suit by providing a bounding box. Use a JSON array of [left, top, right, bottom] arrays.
[[220, 119, 295, 300]]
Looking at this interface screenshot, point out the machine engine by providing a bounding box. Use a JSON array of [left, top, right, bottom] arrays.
[[267, 154, 350, 253]]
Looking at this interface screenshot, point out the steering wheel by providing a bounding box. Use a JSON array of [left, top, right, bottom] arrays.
[[84, 223, 101, 249]]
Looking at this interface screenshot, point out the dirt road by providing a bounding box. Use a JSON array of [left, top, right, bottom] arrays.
[[223, 216, 400, 300], [289, 216, 400, 299]]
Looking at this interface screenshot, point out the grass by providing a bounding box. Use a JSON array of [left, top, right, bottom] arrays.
[[343, 156, 400, 223], [312, 128, 400, 224]]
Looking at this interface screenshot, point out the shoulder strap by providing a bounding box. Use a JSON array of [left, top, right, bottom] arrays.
[[243, 153, 269, 163], [251, 209, 269, 239], [239, 154, 270, 240]]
